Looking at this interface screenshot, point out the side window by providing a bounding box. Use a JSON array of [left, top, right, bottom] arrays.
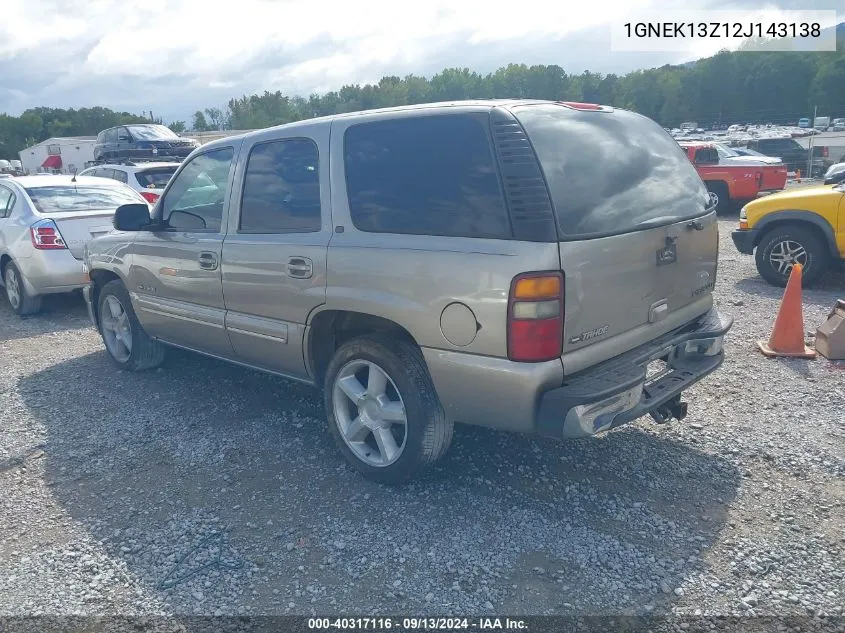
[[344, 115, 510, 238], [105, 129, 118, 144], [113, 169, 128, 183], [239, 138, 321, 233], [117, 127, 132, 142], [98, 169, 116, 179], [160, 147, 234, 232], [0, 187, 13, 218]]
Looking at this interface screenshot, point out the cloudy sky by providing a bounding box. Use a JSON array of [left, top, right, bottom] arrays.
[[0, 0, 840, 124]]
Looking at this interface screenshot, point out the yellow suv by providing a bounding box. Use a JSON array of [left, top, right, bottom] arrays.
[[731, 183, 845, 286]]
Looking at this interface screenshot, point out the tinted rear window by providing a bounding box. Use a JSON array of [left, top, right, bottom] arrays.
[[25, 185, 142, 214], [344, 114, 510, 239], [513, 105, 710, 239], [135, 167, 178, 188]]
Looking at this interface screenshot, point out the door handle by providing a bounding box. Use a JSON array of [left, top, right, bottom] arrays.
[[286, 257, 313, 279], [198, 251, 218, 270]]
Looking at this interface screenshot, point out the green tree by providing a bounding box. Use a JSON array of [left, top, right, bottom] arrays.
[[192, 110, 210, 131]]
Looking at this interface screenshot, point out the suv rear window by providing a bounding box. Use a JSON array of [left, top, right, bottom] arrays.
[[513, 105, 710, 239], [135, 167, 178, 188], [344, 114, 510, 239]]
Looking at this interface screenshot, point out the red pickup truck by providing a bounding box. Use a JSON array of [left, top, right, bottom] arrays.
[[678, 141, 788, 214]]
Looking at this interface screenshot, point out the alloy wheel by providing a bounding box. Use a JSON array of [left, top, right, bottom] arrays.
[[332, 359, 408, 467], [5, 267, 20, 310], [768, 239, 807, 275], [101, 295, 133, 362]]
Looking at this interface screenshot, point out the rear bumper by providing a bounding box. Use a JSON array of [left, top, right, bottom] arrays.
[[535, 309, 733, 438], [731, 229, 758, 254], [422, 308, 733, 438], [16, 250, 89, 295]]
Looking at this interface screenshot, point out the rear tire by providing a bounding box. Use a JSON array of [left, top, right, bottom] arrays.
[[754, 225, 828, 287], [97, 279, 166, 371], [324, 334, 453, 485], [705, 181, 731, 215], [4, 262, 42, 316]]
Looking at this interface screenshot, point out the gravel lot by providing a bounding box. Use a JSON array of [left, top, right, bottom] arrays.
[[1, 218, 843, 628]]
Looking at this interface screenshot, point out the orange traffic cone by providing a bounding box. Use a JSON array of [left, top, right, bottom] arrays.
[[758, 263, 816, 359]]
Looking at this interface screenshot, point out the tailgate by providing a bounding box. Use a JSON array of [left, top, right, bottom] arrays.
[[760, 164, 788, 191], [559, 215, 718, 365], [50, 210, 115, 259]]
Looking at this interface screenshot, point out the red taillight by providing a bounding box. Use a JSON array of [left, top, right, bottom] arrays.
[[822, 147, 828, 157], [30, 219, 67, 250], [507, 271, 564, 363], [140, 191, 160, 204]]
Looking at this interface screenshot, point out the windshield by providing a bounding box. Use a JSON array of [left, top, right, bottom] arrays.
[[25, 185, 142, 213], [715, 144, 739, 158], [127, 125, 179, 141], [513, 104, 711, 239], [135, 166, 178, 188]]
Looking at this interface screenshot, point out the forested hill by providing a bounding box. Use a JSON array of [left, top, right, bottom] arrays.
[[2, 26, 843, 157]]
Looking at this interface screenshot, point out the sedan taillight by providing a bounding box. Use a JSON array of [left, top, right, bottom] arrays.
[[140, 191, 160, 204], [30, 219, 67, 250]]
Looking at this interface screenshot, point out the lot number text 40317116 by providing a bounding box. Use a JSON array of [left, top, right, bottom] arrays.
[[307, 617, 529, 630]]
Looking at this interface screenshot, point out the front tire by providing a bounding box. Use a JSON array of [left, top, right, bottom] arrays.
[[755, 225, 828, 287], [324, 334, 453, 485], [4, 262, 42, 316], [97, 279, 165, 371]]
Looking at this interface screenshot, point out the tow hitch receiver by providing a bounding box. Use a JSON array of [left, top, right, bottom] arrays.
[[649, 396, 689, 424]]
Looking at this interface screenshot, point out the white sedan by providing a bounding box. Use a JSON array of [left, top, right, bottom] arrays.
[[0, 175, 147, 316]]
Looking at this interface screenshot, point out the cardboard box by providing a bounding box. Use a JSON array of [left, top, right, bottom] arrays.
[[816, 299, 845, 360]]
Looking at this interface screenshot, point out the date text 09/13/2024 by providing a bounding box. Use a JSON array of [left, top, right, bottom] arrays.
[[308, 617, 528, 630]]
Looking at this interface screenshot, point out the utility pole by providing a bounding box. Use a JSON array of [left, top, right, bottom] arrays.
[[807, 105, 817, 178]]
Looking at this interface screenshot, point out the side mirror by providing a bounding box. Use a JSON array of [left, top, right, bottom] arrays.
[[113, 204, 152, 231]]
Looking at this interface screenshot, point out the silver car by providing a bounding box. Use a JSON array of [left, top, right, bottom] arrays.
[[0, 175, 146, 315], [83, 100, 733, 484]]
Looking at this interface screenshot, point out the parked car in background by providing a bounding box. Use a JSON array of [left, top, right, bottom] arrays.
[[744, 137, 832, 176], [679, 141, 787, 213], [823, 162, 845, 185], [832, 118, 845, 132], [798, 118, 811, 128], [94, 124, 199, 164], [732, 183, 845, 286], [0, 175, 148, 316], [83, 99, 732, 484], [79, 161, 181, 205]]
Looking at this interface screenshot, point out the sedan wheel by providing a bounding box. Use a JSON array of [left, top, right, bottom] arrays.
[[3, 262, 41, 316], [332, 359, 408, 467], [100, 294, 133, 363], [5, 266, 21, 310]]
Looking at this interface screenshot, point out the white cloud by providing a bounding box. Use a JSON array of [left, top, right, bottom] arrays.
[[0, 0, 839, 120]]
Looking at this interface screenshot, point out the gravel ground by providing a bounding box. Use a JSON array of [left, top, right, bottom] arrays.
[[1, 218, 843, 629]]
